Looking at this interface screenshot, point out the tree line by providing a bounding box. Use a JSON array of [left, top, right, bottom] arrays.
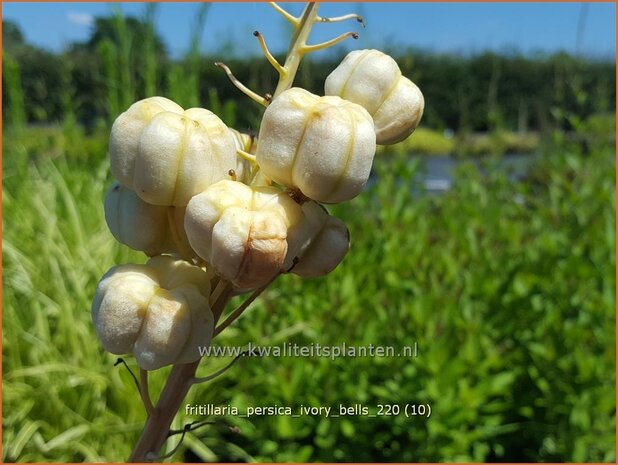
[[2, 16, 615, 134]]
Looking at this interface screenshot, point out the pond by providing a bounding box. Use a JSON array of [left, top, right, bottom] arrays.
[[381, 152, 539, 193]]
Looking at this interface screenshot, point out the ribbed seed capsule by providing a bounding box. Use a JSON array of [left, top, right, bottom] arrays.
[[104, 182, 193, 257], [110, 97, 183, 188], [286, 202, 350, 278], [256, 87, 376, 204], [110, 97, 240, 207], [184, 180, 303, 289], [91, 256, 213, 370], [324, 49, 424, 145]]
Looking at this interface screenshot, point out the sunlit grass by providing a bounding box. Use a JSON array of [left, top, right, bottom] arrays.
[[2, 125, 614, 462]]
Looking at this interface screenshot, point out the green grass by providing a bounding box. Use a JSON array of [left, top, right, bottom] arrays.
[[2, 126, 615, 462]]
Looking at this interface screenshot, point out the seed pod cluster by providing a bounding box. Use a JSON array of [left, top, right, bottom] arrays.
[[94, 34, 422, 370]]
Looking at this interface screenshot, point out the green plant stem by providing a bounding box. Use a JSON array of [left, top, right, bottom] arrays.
[[129, 4, 324, 461], [272, 2, 319, 98], [128, 361, 200, 462], [128, 286, 233, 462]]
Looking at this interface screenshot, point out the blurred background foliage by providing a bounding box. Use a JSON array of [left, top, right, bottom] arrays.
[[2, 4, 615, 463]]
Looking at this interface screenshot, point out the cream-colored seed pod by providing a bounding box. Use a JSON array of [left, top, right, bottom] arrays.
[[135, 107, 239, 206], [286, 202, 350, 278], [110, 97, 184, 188], [185, 180, 303, 289], [92, 256, 213, 370], [104, 182, 194, 257], [256, 87, 376, 204], [110, 97, 240, 207], [229, 128, 256, 153], [324, 49, 424, 145]]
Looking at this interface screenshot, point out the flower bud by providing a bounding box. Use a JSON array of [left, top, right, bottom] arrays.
[[185, 180, 303, 289], [256, 87, 376, 204], [92, 256, 213, 370], [110, 97, 240, 207], [324, 49, 424, 145], [286, 202, 350, 277]]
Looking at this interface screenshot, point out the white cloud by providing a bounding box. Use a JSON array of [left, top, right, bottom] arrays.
[[67, 12, 94, 27]]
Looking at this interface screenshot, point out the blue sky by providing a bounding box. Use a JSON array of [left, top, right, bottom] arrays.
[[3, 2, 616, 60]]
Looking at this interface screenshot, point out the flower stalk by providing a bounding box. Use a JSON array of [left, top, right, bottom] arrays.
[[272, 2, 319, 98], [128, 285, 233, 462], [91, 1, 421, 461]]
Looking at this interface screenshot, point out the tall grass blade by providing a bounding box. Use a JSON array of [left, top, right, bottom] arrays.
[[2, 52, 26, 128]]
